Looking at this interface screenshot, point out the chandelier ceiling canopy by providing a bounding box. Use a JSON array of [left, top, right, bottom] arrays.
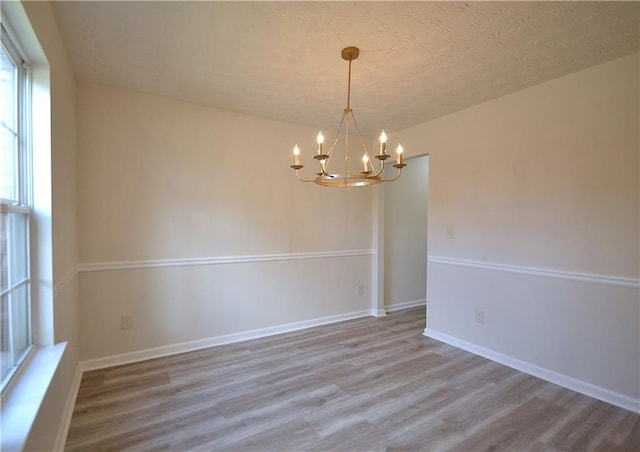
[[290, 47, 407, 187]]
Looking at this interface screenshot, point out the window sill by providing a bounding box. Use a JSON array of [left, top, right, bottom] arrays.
[[1, 342, 66, 451]]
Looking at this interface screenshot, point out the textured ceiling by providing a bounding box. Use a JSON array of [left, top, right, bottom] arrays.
[[52, 1, 639, 136]]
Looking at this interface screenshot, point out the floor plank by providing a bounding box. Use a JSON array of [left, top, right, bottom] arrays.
[[65, 307, 640, 451]]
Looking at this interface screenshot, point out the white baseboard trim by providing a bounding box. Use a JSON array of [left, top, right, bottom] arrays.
[[428, 256, 640, 288], [386, 298, 426, 312], [424, 328, 640, 414], [81, 309, 372, 372], [371, 308, 387, 317], [53, 364, 83, 451]]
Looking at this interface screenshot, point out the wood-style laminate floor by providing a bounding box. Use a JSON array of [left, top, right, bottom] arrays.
[[65, 307, 639, 451]]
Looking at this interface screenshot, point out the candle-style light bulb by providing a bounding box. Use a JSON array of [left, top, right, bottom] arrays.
[[317, 131, 325, 155], [362, 154, 370, 172], [379, 130, 387, 155], [396, 144, 404, 165], [293, 145, 300, 166]]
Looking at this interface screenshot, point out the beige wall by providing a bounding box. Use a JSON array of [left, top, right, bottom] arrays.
[[16, 1, 80, 450], [402, 54, 639, 277], [77, 82, 375, 360], [397, 53, 639, 405], [78, 83, 374, 263]]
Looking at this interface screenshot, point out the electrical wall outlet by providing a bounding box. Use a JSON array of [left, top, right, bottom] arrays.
[[446, 225, 454, 239], [357, 285, 364, 296], [121, 315, 133, 330], [474, 310, 485, 325]]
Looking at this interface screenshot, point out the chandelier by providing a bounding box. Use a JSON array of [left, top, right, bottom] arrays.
[[290, 47, 407, 187]]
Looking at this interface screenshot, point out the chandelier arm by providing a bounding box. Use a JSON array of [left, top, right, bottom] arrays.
[[294, 170, 318, 183], [318, 161, 325, 176], [348, 109, 383, 175], [371, 159, 386, 178], [380, 168, 403, 182], [325, 109, 348, 172], [328, 110, 347, 153], [348, 110, 368, 154]]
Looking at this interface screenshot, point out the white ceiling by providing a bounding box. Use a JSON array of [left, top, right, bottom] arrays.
[[52, 1, 639, 136]]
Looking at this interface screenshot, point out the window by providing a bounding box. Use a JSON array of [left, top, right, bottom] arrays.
[[1, 23, 32, 391]]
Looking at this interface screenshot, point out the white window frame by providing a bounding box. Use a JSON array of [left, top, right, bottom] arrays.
[[1, 20, 34, 392]]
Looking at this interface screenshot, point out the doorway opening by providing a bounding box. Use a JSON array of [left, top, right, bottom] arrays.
[[375, 154, 429, 316]]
